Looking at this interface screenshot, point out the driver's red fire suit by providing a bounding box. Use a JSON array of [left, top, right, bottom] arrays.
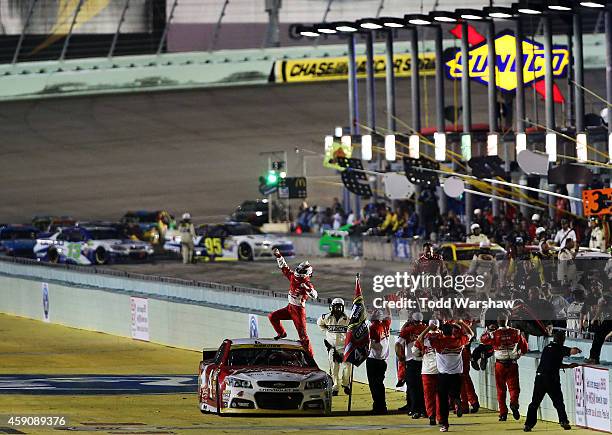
[[268, 255, 317, 356]]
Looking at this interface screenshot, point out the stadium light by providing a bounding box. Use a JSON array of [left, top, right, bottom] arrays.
[[385, 134, 396, 161], [580, 1, 606, 7], [512, 1, 544, 15], [545, 133, 558, 162], [296, 25, 319, 37], [434, 132, 446, 161], [405, 14, 433, 26], [357, 18, 382, 30], [409, 134, 420, 159], [456, 9, 486, 20], [429, 11, 457, 23], [361, 135, 373, 161], [334, 126, 343, 137], [576, 133, 588, 162], [315, 23, 336, 34], [380, 17, 405, 28], [487, 134, 499, 156], [484, 6, 515, 19], [341, 135, 352, 148], [516, 132, 527, 154], [334, 22, 358, 33], [547, 0, 573, 11]]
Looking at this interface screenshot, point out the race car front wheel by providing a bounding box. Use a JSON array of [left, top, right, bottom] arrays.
[[238, 243, 253, 261], [94, 247, 108, 265]]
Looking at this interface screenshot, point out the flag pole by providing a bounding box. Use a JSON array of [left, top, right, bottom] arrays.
[[347, 362, 354, 413]]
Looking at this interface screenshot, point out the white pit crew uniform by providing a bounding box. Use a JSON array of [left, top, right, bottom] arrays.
[[317, 312, 351, 392]]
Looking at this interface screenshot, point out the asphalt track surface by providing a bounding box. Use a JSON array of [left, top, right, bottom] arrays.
[[0, 76, 497, 224], [107, 256, 371, 301], [0, 313, 590, 435]]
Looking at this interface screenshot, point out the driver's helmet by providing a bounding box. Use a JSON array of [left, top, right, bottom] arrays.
[[330, 297, 345, 315], [294, 261, 313, 278]]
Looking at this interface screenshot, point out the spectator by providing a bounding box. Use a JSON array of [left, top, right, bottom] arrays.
[[553, 219, 576, 248], [557, 239, 577, 286], [466, 223, 489, 244], [585, 295, 612, 364]]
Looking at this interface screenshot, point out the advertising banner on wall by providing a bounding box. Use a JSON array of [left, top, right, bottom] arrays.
[[41, 282, 50, 322], [130, 297, 149, 342], [575, 366, 610, 432], [275, 52, 436, 83]]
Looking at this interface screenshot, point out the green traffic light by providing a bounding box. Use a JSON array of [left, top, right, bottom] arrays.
[[266, 171, 278, 185]]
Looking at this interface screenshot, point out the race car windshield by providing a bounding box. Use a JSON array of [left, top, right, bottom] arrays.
[[226, 225, 262, 236], [88, 229, 123, 240], [227, 348, 317, 368]]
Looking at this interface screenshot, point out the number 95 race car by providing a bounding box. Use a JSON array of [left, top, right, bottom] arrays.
[[198, 338, 332, 415]]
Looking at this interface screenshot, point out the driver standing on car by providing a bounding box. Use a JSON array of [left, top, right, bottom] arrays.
[[317, 298, 351, 395], [269, 248, 318, 356], [178, 213, 196, 264]]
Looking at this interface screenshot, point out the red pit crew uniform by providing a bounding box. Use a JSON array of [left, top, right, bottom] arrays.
[[414, 332, 441, 421], [453, 319, 479, 412], [397, 321, 427, 415], [480, 327, 528, 417], [268, 255, 317, 356], [428, 333, 471, 429], [414, 252, 447, 276]]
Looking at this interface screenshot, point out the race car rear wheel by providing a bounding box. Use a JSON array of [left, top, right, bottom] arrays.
[[47, 247, 59, 263], [94, 247, 108, 265], [238, 243, 253, 261]]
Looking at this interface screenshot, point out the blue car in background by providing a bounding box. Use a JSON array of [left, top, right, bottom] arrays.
[[0, 225, 40, 257]]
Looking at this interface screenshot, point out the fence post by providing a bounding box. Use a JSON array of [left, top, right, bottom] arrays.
[[59, 0, 85, 61], [209, 0, 230, 52], [157, 0, 179, 55], [108, 0, 130, 58], [12, 0, 38, 64]]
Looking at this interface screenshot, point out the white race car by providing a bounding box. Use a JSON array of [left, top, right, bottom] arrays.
[[164, 223, 294, 261], [198, 338, 332, 415], [33, 225, 154, 265]]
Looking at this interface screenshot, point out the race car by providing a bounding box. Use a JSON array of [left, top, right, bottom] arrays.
[[164, 222, 295, 261], [319, 224, 351, 256], [436, 242, 507, 275], [31, 215, 76, 234], [33, 225, 154, 265], [198, 338, 332, 415], [0, 225, 40, 257], [120, 210, 175, 244]]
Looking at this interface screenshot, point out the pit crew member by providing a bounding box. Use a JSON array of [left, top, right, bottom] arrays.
[[480, 312, 528, 422]]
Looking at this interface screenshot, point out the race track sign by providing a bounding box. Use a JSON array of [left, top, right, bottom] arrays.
[[582, 188, 612, 217], [278, 177, 307, 199], [446, 30, 569, 92]]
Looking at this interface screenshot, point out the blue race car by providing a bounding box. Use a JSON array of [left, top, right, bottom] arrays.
[[34, 225, 154, 265], [0, 225, 40, 258]]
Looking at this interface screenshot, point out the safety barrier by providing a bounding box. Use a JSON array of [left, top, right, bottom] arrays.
[[0, 35, 605, 101], [0, 258, 610, 427]]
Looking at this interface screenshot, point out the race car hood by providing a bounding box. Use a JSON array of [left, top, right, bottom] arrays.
[[227, 367, 324, 382]]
